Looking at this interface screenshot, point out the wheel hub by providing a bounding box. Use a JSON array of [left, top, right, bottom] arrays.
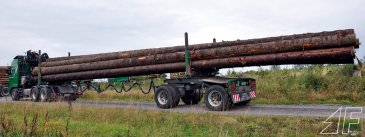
[[208, 90, 222, 107], [40, 92, 45, 100], [157, 90, 168, 105], [32, 91, 37, 99]]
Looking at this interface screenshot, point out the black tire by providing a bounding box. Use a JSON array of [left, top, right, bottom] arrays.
[[31, 87, 40, 102], [154, 86, 175, 109], [181, 95, 192, 105], [181, 89, 202, 105], [234, 100, 251, 106], [11, 88, 19, 101], [204, 85, 231, 111], [0, 85, 3, 97], [72, 94, 78, 101], [167, 86, 180, 106], [1, 86, 9, 97], [192, 89, 202, 104], [40, 87, 51, 102]]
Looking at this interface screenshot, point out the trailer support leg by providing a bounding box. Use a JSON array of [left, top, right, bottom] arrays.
[[184, 32, 192, 77]]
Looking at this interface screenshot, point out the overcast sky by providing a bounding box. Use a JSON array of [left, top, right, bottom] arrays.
[[0, 0, 364, 70]]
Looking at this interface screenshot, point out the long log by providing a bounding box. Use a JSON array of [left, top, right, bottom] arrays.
[[42, 29, 359, 67], [34, 30, 359, 75], [40, 47, 354, 82]]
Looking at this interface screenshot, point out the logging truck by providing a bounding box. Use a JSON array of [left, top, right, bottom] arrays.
[[4, 50, 256, 111], [8, 51, 83, 102], [2, 29, 359, 111], [3, 33, 259, 111]]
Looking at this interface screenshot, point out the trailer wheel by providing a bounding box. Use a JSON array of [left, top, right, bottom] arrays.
[[192, 89, 202, 104], [204, 85, 230, 111], [40, 87, 51, 102], [31, 87, 40, 102], [11, 88, 19, 101], [155, 86, 175, 109], [182, 89, 202, 105], [181, 96, 191, 105], [167, 86, 180, 106]]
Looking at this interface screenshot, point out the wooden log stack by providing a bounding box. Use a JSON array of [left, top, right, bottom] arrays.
[[32, 29, 360, 82], [0, 66, 9, 84]]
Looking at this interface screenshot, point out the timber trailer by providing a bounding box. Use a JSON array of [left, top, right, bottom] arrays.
[[153, 33, 256, 111], [6, 33, 256, 111], [6, 29, 360, 111]]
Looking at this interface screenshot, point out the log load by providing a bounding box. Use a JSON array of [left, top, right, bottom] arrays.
[[41, 47, 354, 81], [42, 29, 358, 67], [32, 29, 359, 82], [0, 66, 9, 84]]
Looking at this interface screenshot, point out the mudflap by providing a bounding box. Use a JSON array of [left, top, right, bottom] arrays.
[[54, 85, 78, 101]]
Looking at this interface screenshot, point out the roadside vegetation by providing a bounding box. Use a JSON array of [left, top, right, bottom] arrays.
[[80, 64, 365, 106], [238, 64, 365, 105], [79, 77, 162, 102], [0, 103, 363, 137], [80, 90, 154, 102]]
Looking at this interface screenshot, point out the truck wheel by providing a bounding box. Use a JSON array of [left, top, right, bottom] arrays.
[[31, 87, 40, 102], [167, 86, 180, 106], [40, 87, 51, 102], [155, 86, 175, 109], [71, 94, 78, 101], [0, 85, 3, 97], [1, 86, 9, 97], [11, 89, 19, 101], [204, 85, 230, 111], [235, 100, 251, 106]]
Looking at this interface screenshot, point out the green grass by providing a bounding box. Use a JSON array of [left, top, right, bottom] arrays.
[[244, 64, 365, 105], [79, 64, 365, 106], [80, 89, 154, 102], [0, 103, 363, 137]]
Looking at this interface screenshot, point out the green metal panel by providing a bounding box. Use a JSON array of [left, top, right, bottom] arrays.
[[8, 59, 20, 91], [7, 57, 31, 93], [108, 77, 130, 85], [227, 78, 255, 95], [114, 77, 129, 83]]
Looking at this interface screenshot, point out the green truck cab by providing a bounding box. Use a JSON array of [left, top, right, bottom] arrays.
[[8, 56, 31, 93], [8, 51, 78, 101]]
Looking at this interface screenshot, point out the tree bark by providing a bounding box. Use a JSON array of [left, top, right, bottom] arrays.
[[40, 47, 354, 82], [42, 29, 358, 67], [34, 31, 358, 75]]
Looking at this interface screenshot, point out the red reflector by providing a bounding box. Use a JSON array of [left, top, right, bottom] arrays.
[[230, 83, 236, 93], [230, 83, 236, 88], [250, 81, 256, 91]]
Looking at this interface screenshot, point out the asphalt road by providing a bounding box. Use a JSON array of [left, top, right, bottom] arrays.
[[1, 97, 364, 118]]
